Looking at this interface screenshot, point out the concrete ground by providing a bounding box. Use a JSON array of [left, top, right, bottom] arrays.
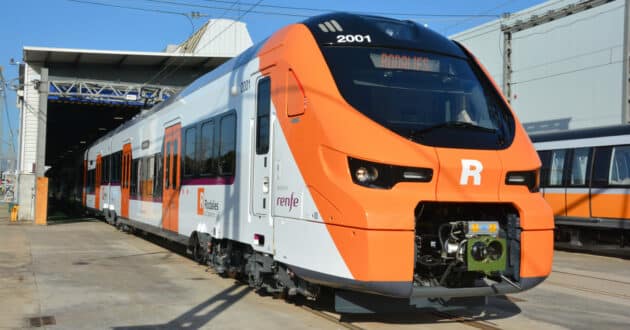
[[2, 203, 630, 329], [0, 205, 334, 329]]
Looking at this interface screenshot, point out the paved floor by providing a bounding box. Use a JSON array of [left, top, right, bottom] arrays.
[[0, 206, 334, 329], [2, 203, 630, 329]]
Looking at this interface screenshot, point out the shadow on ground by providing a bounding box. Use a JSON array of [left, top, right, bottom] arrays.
[[113, 283, 252, 329]]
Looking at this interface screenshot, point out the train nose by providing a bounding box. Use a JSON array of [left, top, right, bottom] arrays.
[[434, 148, 502, 201]]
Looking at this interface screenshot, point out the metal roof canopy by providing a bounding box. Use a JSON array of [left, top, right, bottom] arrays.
[[24, 46, 228, 68]]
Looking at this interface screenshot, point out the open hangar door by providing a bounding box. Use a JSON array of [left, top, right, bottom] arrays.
[[45, 101, 141, 214]]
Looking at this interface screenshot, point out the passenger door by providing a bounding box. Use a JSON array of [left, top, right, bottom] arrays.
[[250, 75, 275, 252], [591, 145, 630, 219], [545, 149, 568, 217], [121, 143, 132, 218], [162, 124, 182, 233], [565, 148, 592, 218]]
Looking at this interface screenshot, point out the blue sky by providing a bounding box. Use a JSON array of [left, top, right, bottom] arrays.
[[0, 0, 545, 159]]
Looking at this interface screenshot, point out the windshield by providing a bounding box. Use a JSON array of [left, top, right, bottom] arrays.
[[322, 47, 514, 149]]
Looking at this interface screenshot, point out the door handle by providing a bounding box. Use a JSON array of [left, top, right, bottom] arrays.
[[263, 176, 269, 193]]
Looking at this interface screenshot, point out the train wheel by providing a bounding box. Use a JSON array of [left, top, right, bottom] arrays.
[[110, 211, 117, 227], [104, 209, 112, 224], [191, 236, 206, 264]]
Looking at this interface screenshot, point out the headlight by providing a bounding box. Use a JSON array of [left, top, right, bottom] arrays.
[[486, 240, 503, 261], [505, 169, 539, 192], [470, 241, 488, 262], [348, 157, 432, 189], [355, 166, 378, 183]]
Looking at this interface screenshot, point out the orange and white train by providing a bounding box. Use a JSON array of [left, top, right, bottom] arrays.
[[532, 125, 630, 248], [82, 13, 553, 313]]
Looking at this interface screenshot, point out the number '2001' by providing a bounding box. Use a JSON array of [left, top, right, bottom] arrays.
[[336, 34, 372, 43]]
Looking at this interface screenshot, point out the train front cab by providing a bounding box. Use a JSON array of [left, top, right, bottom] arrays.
[[258, 13, 554, 311]]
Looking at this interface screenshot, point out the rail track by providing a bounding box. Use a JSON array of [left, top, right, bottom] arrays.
[[545, 269, 630, 301]]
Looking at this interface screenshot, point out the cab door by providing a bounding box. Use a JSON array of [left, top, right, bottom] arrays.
[[162, 124, 181, 233], [95, 154, 102, 211], [121, 143, 132, 218], [252, 76, 272, 216]]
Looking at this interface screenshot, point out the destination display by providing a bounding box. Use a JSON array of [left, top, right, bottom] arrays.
[[370, 52, 440, 73]]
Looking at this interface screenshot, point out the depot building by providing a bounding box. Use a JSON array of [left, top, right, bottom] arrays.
[[15, 19, 252, 221]]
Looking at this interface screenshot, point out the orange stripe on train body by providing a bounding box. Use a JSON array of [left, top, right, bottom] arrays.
[[259, 24, 554, 282]]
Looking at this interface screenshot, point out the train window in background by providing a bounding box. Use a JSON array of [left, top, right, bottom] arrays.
[[219, 113, 236, 176], [591, 147, 612, 187], [549, 149, 566, 186], [570, 148, 591, 186], [256, 77, 271, 155], [538, 150, 551, 187], [609, 145, 630, 185], [200, 121, 215, 176], [184, 127, 197, 177]]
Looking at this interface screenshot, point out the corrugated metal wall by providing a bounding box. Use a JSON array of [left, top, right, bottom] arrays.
[[452, 0, 626, 132], [19, 63, 40, 173]]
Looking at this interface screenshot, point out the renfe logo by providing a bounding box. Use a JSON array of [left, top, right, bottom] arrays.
[[276, 193, 300, 212], [460, 159, 483, 186]]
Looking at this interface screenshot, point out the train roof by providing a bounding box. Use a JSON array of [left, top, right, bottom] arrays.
[[88, 12, 469, 149], [530, 125, 630, 143], [303, 12, 466, 58]]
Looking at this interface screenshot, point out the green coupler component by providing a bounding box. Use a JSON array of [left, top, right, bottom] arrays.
[[466, 236, 507, 275]]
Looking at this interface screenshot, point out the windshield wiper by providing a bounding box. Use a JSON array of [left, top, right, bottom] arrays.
[[409, 121, 497, 139]]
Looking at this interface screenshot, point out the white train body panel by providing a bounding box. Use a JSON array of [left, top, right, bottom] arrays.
[[81, 49, 348, 278]]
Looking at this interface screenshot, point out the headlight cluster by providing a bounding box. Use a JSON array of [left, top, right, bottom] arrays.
[[505, 169, 540, 192], [348, 157, 433, 189]]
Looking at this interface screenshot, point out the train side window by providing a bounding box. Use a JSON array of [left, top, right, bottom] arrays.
[[609, 145, 630, 185], [131, 158, 138, 196], [120, 152, 123, 184], [592, 147, 612, 187], [184, 127, 197, 177], [87, 169, 95, 194], [538, 150, 551, 187], [154, 153, 163, 198], [549, 149, 566, 186], [200, 121, 215, 176], [569, 147, 591, 186], [111, 152, 117, 183], [144, 156, 155, 198], [102, 155, 109, 184], [106, 155, 111, 183], [219, 113, 237, 176], [256, 77, 271, 155]]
